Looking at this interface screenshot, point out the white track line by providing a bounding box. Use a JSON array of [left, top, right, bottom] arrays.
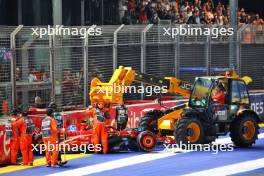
[[183, 158, 264, 176], [182, 133, 264, 176], [46, 152, 179, 176], [46, 133, 264, 176], [214, 133, 264, 144]]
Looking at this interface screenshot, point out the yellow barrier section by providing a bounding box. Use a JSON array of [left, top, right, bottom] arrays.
[[0, 153, 91, 174]]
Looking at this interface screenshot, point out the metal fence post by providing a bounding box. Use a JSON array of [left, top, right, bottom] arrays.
[[10, 25, 23, 108], [141, 24, 153, 73], [81, 0, 85, 26], [17, 0, 22, 24], [140, 24, 153, 99], [83, 30, 89, 107], [101, 0, 104, 25], [236, 26, 244, 76], [49, 35, 55, 102], [113, 24, 124, 71], [206, 33, 211, 76], [52, 0, 62, 25], [174, 28, 180, 78], [229, 0, 238, 70]]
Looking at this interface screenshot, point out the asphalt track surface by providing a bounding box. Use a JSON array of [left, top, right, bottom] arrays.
[[1, 128, 264, 176]]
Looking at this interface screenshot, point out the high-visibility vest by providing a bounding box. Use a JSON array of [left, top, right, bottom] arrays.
[[54, 112, 63, 128], [5, 121, 12, 138], [116, 105, 128, 125], [25, 117, 35, 135], [96, 108, 105, 122], [41, 117, 52, 138]]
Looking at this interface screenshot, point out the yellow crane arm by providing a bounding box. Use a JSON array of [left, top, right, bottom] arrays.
[[89, 66, 192, 105], [90, 66, 135, 105]]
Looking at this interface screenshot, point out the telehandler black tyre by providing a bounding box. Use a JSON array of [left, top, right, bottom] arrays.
[[230, 114, 259, 147], [174, 117, 205, 145]]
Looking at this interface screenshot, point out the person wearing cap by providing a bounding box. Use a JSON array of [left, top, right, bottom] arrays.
[[47, 102, 67, 166], [17, 110, 35, 166], [116, 103, 128, 130], [48, 102, 57, 110], [91, 101, 110, 154], [211, 84, 225, 105], [6, 109, 20, 164], [41, 108, 59, 167]]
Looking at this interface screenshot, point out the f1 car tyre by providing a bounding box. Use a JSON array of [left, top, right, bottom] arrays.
[[137, 131, 156, 152], [230, 113, 259, 147]]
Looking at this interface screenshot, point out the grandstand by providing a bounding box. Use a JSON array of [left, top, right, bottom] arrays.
[[0, 0, 263, 26], [121, 0, 263, 25]]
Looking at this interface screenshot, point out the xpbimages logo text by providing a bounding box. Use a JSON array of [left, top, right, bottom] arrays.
[[163, 141, 234, 154], [163, 25, 234, 38], [31, 25, 102, 38], [32, 142, 102, 154], [95, 83, 168, 97]]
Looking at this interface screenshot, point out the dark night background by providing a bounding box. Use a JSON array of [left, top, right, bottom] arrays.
[[0, 0, 263, 26], [239, 0, 264, 16]]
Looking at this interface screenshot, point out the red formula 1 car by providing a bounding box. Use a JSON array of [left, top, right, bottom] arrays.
[[29, 107, 161, 153]]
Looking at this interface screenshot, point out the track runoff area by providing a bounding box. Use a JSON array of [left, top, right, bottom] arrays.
[[1, 126, 264, 176]]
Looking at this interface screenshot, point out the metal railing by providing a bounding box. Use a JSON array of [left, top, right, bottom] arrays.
[[0, 24, 263, 114]]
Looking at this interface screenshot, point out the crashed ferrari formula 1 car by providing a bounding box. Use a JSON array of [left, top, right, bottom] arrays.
[[29, 106, 164, 154]]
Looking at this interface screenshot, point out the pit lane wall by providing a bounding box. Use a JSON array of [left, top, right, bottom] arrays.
[[0, 93, 264, 164]]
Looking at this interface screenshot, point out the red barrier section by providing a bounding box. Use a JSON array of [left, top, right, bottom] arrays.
[[0, 125, 11, 165], [28, 100, 184, 130]]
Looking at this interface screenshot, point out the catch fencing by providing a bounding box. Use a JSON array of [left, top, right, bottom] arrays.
[[0, 24, 263, 114]]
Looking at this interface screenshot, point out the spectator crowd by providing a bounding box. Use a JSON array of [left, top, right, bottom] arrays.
[[121, 0, 264, 26]]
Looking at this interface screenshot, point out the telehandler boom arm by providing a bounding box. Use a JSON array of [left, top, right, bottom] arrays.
[[89, 66, 192, 105]]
